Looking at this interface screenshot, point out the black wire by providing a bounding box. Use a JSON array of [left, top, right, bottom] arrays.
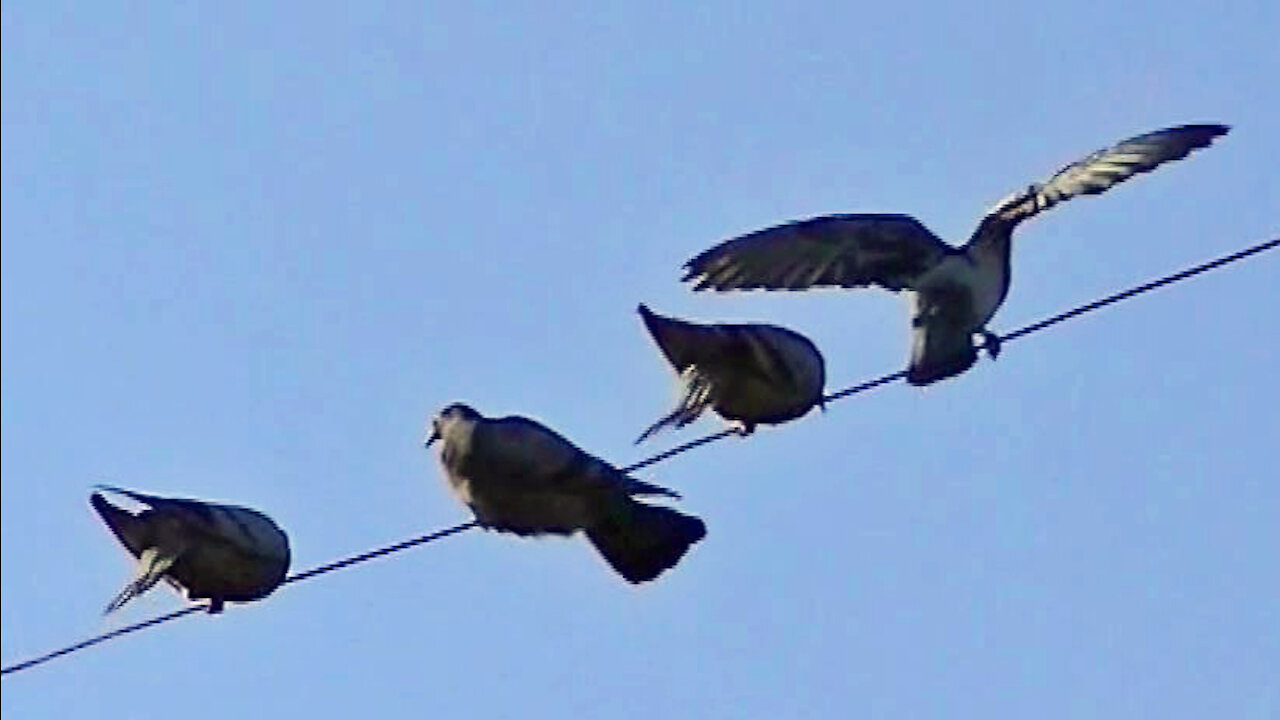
[[280, 521, 480, 586], [3, 235, 1276, 678], [1000, 236, 1278, 343], [0, 521, 481, 677], [0, 606, 203, 676], [622, 428, 741, 473]]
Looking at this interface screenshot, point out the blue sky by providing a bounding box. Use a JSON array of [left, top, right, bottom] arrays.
[[3, 2, 1277, 717]]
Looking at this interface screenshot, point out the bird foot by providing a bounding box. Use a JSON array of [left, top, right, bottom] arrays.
[[731, 422, 756, 437], [981, 331, 1002, 360]]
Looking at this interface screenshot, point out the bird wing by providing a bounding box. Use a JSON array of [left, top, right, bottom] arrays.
[[476, 417, 679, 499], [91, 491, 152, 559], [683, 213, 952, 292], [637, 307, 826, 442], [93, 486, 288, 562], [637, 304, 707, 371], [647, 310, 817, 392], [95, 485, 216, 522], [983, 124, 1230, 227], [639, 304, 782, 378]]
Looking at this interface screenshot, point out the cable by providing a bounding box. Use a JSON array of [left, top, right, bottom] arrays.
[[0, 521, 480, 677], [1000, 236, 1278, 343], [280, 521, 479, 585], [622, 428, 741, 473], [3, 235, 1275, 677], [0, 606, 203, 677]]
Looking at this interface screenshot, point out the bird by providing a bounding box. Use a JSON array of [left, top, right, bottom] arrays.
[[682, 124, 1230, 385], [425, 403, 706, 583], [636, 303, 826, 442], [91, 486, 291, 614]]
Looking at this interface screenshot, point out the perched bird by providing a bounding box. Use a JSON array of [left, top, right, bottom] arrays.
[[425, 403, 706, 583], [91, 486, 291, 614], [636, 303, 826, 442], [683, 124, 1230, 385]]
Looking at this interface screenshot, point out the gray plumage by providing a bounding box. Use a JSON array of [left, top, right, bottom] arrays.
[[91, 486, 291, 614], [683, 124, 1229, 385], [425, 403, 706, 583], [637, 303, 826, 442]]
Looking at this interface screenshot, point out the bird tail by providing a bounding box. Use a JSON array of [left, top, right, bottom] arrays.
[[91, 492, 182, 613], [635, 367, 717, 444], [103, 546, 180, 614], [587, 502, 707, 584]]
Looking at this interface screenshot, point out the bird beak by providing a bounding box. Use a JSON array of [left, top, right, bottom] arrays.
[[424, 427, 440, 447]]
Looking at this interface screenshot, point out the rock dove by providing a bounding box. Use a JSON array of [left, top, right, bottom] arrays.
[[636, 303, 826, 442], [91, 486, 291, 614], [683, 124, 1230, 385], [425, 403, 706, 583]]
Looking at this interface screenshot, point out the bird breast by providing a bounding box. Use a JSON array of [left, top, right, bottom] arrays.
[[913, 252, 1008, 328], [461, 477, 600, 535]]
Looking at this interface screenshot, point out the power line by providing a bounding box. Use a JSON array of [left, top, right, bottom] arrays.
[[0, 606, 203, 677], [281, 520, 479, 585], [3, 235, 1276, 677], [1, 521, 480, 676], [1000, 237, 1277, 343]]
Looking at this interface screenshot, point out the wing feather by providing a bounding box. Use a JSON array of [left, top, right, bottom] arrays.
[[683, 214, 952, 292], [477, 418, 679, 499], [987, 124, 1229, 225]]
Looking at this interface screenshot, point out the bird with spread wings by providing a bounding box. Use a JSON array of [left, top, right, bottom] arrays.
[[683, 124, 1230, 385]]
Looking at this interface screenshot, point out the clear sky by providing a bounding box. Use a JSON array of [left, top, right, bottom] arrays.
[[3, 2, 1277, 717]]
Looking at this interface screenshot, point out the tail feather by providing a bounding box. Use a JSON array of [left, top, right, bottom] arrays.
[[635, 367, 717, 444], [587, 503, 707, 583], [103, 546, 179, 614]]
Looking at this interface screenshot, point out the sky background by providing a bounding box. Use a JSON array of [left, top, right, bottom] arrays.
[[3, 2, 1277, 717]]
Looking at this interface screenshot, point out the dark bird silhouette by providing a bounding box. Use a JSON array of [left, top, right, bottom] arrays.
[[425, 403, 706, 583], [683, 124, 1229, 384], [636, 303, 825, 442], [91, 486, 290, 614]]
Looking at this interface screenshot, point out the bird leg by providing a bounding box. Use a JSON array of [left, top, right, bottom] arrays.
[[730, 421, 756, 437], [980, 330, 1002, 360]]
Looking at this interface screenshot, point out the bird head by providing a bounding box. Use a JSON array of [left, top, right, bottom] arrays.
[[425, 403, 482, 447]]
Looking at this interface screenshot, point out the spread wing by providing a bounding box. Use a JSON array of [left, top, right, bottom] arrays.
[[683, 214, 953, 292], [985, 124, 1230, 227]]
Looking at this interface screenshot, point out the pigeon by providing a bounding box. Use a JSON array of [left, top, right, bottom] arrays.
[[683, 124, 1230, 385], [636, 303, 826, 442], [91, 486, 291, 614], [425, 403, 706, 583]]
